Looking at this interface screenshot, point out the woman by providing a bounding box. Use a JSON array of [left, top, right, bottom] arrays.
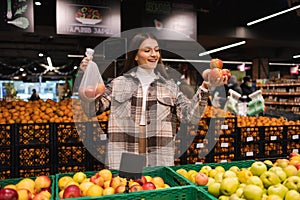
[[80, 32, 227, 169]]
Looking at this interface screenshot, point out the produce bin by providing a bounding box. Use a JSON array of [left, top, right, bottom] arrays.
[[55, 166, 214, 200], [0, 175, 55, 199]]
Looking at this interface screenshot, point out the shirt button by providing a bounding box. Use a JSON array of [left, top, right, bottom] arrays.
[[148, 149, 151, 153]]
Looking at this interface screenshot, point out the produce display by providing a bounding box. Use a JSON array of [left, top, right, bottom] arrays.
[[173, 153, 300, 200], [0, 175, 53, 200]]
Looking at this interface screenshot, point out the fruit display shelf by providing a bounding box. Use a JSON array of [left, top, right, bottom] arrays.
[[0, 175, 55, 199], [54, 167, 214, 200]]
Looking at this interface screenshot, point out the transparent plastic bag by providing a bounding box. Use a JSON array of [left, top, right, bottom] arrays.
[[79, 48, 105, 101]]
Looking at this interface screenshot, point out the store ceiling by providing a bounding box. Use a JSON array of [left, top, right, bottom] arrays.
[[0, 0, 299, 81]]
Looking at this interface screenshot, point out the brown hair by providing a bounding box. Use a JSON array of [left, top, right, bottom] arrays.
[[122, 32, 168, 79]]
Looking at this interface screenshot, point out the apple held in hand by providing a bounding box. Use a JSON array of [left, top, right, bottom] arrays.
[[221, 69, 231, 80], [195, 172, 209, 186], [210, 58, 223, 69], [0, 188, 18, 200]]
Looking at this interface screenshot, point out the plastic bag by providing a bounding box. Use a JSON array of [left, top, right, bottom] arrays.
[[79, 48, 105, 101]]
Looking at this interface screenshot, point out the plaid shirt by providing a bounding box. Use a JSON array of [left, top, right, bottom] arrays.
[[81, 70, 209, 169]]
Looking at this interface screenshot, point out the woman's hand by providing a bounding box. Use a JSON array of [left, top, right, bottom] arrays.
[[201, 73, 229, 90], [79, 56, 93, 72]]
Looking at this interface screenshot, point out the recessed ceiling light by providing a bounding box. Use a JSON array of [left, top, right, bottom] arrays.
[[35, 2, 41, 6], [293, 54, 300, 59], [38, 53, 44, 57]]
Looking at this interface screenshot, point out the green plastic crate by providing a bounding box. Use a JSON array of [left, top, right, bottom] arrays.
[[55, 166, 214, 200], [0, 175, 55, 199]]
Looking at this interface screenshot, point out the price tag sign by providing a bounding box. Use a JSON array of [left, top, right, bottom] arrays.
[[196, 143, 204, 148], [100, 134, 107, 140], [246, 152, 254, 157], [221, 143, 229, 148], [119, 153, 146, 180], [292, 135, 299, 140], [195, 162, 203, 164], [221, 124, 228, 130], [270, 136, 277, 141], [293, 149, 299, 153], [220, 160, 228, 163], [246, 136, 253, 142]]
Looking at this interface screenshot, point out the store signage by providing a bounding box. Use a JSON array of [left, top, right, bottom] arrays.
[[0, 0, 34, 32], [143, 0, 197, 40], [56, 0, 120, 36]]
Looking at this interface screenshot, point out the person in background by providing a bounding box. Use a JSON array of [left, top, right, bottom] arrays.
[[29, 89, 40, 101], [240, 76, 254, 96], [226, 75, 242, 96], [79, 32, 228, 169]]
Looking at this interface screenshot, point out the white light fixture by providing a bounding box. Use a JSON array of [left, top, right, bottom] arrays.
[[293, 54, 300, 59], [46, 57, 55, 71], [35, 2, 41, 6], [38, 53, 44, 57], [162, 58, 252, 65], [247, 5, 300, 26], [269, 62, 300, 66], [67, 54, 84, 58], [198, 41, 246, 57]]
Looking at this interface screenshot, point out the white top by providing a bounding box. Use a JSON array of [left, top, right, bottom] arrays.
[[136, 67, 156, 125]]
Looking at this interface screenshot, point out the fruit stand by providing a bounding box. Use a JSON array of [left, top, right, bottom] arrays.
[[0, 98, 300, 199]]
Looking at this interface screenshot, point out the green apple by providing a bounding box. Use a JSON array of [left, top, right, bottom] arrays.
[[260, 171, 281, 188], [207, 182, 221, 197], [229, 166, 241, 175], [269, 166, 287, 183], [206, 177, 215, 186], [238, 183, 246, 188], [209, 169, 218, 178], [246, 176, 264, 188], [218, 195, 230, 200], [200, 165, 212, 175], [238, 169, 253, 183], [250, 161, 268, 177], [243, 184, 264, 200], [266, 194, 283, 200], [215, 166, 226, 173], [283, 176, 300, 191], [283, 165, 298, 177], [214, 171, 224, 183], [297, 169, 300, 177], [229, 193, 243, 200], [267, 183, 288, 199], [235, 187, 244, 197], [220, 177, 239, 196], [285, 189, 300, 200], [223, 170, 237, 179]]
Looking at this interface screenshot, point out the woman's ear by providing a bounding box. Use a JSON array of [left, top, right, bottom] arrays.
[[135, 56, 138, 61]]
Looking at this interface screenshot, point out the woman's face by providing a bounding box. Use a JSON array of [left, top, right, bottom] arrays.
[[135, 38, 160, 69]]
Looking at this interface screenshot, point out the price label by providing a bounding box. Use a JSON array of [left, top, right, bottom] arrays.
[[196, 143, 204, 148], [100, 134, 107, 140], [221, 160, 228, 163], [246, 152, 254, 156], [293, 149, 299, 153], [221, 143, 229, 148], [195, 162, 203, 165], [246, 136, 253, 142], [292, 135, 299, 140], [221, 124, 228, 130], [270, 136, 277, 141]]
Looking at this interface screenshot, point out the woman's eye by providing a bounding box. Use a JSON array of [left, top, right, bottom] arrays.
[[155, 49, 160, 52]]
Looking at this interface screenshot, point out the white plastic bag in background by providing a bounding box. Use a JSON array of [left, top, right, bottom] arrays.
[[79, 48, 105, 101]]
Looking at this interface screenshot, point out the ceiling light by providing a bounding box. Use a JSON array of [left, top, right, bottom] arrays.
[[269, 62, 300, 66], [162, 58, 252, 65], [67, 54, 84, 58], [247, 5, 300, 26], [293, 54, 300, 59], [198, 41, 246, 57], [35, 2, 41, 6]]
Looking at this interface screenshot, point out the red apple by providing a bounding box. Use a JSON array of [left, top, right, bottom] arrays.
[[0, 188, 19, 200], [129, 184, 143, 192], [32, 190, 51, 200], [84, 85, 97, 98], [115, 185, 126, 194], [195, 172, 209, 186], [90, 173, 104, 187], [134, 176, 147, 186], [295, 163, 300, 170], [63, 185, 81, 198], [289, 152, 299, 158], [142, 182, 156, 190], [210, 58, 223, 69], [34, 175, 51, 193], [221, 69, 231, 80]]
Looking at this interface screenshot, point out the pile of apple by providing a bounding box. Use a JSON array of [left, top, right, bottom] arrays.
[[0, 175, 52, 200], [183, 158, 300, 200], [58, 169, 171, 198], [202, 58, 231, 84]]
